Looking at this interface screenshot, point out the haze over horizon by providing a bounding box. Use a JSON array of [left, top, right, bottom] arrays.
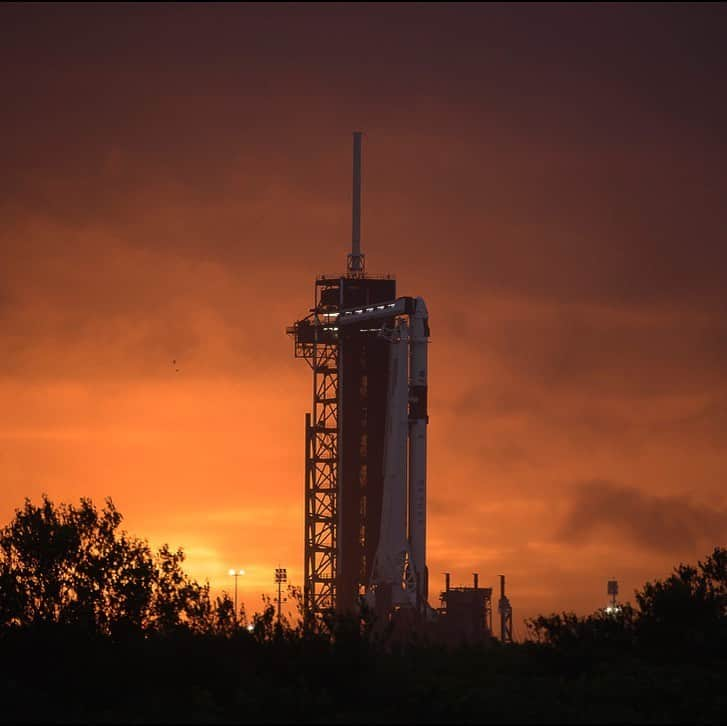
[[1, 3, 726, 627]]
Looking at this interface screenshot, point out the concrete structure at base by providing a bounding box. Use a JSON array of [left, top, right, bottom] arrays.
[[436, 573, 513, 643], [437, 573, 493, 642]]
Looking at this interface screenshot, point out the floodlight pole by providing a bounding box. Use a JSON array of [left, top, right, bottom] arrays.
[[275, 568, 288, 627], [229, 569, 245, 625]]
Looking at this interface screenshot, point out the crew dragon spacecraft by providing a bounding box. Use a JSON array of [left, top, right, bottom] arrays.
[[287, 132, 432, 622]]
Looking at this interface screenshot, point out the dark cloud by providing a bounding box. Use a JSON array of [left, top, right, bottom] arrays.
[[445, 302, 727, 404], [1, 3, 727, 620], [558, 480, 727, 554]]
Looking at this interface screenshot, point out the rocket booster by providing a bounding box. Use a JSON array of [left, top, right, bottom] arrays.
[[371, 318, 415, 606], [408, 297, 429, 607]]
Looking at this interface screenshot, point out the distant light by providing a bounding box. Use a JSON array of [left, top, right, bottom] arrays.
[[228, 569, 236, 576], [246, 624, 255, 632]]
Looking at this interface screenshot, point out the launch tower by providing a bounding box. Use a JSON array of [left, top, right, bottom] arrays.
[[287, 133, 431, 622]]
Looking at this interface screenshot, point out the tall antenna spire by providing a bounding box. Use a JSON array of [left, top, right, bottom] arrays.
[[347, 131, 365, 274]]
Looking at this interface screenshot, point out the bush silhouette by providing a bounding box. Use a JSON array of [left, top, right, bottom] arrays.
[[636, 546, 727, 658], [0, 495, 233, 636], [526, 546, 727, 665], [0, 496, 725, 723]]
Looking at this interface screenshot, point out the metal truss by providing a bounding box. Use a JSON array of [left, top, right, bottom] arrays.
[[288, 276, 342, 624], [499, 575, 513, 643], [303, 340, 339, 620]]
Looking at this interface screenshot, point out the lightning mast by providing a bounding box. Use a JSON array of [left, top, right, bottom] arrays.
[[348, 131, 364, 275]]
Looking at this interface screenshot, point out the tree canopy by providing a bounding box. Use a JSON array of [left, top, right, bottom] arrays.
[[0, 496, 725, 722], [0, 495, 234, 636], [527, 546, 727, 661]]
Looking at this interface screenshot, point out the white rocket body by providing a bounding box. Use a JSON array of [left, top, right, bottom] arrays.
[[355, 297, 429, 614], [370, 319, 416, 607]]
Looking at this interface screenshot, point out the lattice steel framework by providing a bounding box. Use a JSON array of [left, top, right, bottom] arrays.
[[288, 291, 341, 622], [304, 341, 339, 618], [499, 574, 513, 643]]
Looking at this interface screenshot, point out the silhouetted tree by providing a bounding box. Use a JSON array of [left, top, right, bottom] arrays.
[[212, 591, 238, 637], [250, 594, 278, 643], [527, 547, 727, 663], [635, 546, 727, 658], [0, 503, 725, 724], [0, 495, 225, 636], [526, 604, 638, 668]]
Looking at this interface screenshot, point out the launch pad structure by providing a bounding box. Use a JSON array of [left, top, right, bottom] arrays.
[[287, 132, 431, 623], [287, 133, 514, 638]]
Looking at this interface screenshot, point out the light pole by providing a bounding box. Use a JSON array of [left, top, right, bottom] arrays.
[[606, 579, 621, 614], [228, 569, 245, 624], [274, 568, 287, 627]]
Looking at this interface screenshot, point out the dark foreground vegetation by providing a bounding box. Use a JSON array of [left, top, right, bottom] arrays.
[[0, 497, 725, 723]]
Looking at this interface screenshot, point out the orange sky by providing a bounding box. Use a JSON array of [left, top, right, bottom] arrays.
[[1, 3, 726, 631]]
